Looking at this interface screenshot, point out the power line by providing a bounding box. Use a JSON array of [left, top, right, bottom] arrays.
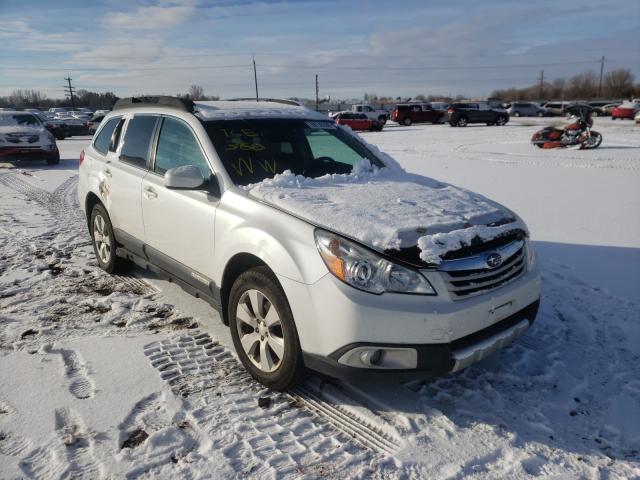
[[1, 59, 606, 74]]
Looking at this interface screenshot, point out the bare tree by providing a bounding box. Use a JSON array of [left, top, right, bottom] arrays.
[[187, 84, 205, 100], [567, 71, 598, 99], [604, 69, 635, 98]]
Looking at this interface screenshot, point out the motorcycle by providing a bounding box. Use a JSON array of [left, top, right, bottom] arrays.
[[531, 104, 602, 149]]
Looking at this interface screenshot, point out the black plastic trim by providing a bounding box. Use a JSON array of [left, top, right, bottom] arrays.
[[112, 228, 221, 310]]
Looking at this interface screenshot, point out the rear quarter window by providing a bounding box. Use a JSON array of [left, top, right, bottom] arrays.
[[93, 117, 120, 155], [119, 115, 158, 168]]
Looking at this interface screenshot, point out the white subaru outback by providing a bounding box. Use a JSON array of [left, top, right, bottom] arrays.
[[78, 96, 541, 390]]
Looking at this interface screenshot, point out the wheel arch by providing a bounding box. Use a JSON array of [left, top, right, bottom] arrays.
[[220, 253, 271, 326], [85, 191, 103, 229]]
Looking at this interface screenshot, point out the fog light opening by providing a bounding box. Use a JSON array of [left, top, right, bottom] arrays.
[[360, 348, 384, 366]]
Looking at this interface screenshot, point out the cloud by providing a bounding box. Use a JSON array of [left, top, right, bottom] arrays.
[[103, 0, 197, 30]]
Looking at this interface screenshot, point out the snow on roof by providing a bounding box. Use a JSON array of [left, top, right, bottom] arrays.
[[248, 159, 526, 264], [194, 100, 329, 121]]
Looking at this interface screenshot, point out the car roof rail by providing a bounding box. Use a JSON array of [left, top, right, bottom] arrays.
[[112, 96, 194, 113], [224, 97, 302, 106]]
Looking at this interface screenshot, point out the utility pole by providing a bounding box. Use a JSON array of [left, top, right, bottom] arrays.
[[64, 74, 76, 111], [598, 56, 605, 97], [315, 74, 319, 111], [252, 55, 259, 102], [538, 70, 544, 101]]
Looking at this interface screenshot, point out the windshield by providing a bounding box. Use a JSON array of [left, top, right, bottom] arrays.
[[203, 119, 385, 186], [0, 113, 41, 127]]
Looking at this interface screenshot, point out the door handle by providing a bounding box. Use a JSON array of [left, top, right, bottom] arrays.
[[143, 186, 158, 199], [104, 168, 112, 178]]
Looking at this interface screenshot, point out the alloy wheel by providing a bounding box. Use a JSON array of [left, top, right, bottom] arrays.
[[235, 289, 285, 373], [93, 214, 111, 264]]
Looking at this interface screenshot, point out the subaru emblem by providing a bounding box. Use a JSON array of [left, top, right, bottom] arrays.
[[486, 252, 503, 269]]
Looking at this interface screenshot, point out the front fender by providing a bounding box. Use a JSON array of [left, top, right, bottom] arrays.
[[213, 190, 327, 286]]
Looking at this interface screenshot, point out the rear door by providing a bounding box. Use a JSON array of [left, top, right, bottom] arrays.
[[105, 114, 158, 247], [141, 115, 219, 285]]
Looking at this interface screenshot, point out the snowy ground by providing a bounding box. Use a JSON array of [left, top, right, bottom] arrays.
[[1, 117, 638, 479]]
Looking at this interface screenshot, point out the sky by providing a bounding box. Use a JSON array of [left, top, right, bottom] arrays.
[[1, 0, 639, 101]]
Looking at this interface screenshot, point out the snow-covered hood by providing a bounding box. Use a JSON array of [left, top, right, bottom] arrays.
[[247, 160, 527, 265]]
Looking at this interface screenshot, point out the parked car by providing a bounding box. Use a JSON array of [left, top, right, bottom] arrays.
[[78, 96, 540, 390], [611, 102, 640, 120], [0, 111, 60, 164], [601, 103, 621, 116], [446, 102, 509, 127], [506, 102, 547, 117], [391, 103, 444, 126], [87, 114, 105, 134], [53, 113, 90, 135], [541, 101, 574, 116], [587, 100, 618, 116], [332, 112, 383, 131], [34, 112, 70, 140]]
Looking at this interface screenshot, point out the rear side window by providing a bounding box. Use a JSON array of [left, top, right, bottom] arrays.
[[119, 115, 158, 168], [154, 117, 209, 176], [93, 117, 120, 155]]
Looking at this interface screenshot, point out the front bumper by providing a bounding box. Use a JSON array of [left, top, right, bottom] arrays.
[[303, 300, 539, 381], [0, 146, 59, 162]]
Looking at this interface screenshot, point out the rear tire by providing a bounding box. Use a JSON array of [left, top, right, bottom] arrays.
[[456, 117, 468, 127], [513, 111, 521, 117], [229, 267, 304, 391], [46, 153, 60, 165], [403, 117, 412, 126], [90, 204, 130, 274], [536, 111, 544, 117]]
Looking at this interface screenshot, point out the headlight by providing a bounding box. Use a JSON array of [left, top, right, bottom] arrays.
[[314, 229, 436, 295]]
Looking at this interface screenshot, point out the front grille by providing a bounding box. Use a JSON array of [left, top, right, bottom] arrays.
[[438, 240, 527, 299]]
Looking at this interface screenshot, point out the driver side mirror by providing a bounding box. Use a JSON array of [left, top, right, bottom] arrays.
[[164, 165, 209, 190]]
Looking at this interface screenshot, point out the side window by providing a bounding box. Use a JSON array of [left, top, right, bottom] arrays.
[[154, 117, 210, 176], [119, 115, 158, 168], [110, 118, 125, 152], [411, 105, 421, 112], [93, 117, 120, 155], [306, 130, 362, 167]]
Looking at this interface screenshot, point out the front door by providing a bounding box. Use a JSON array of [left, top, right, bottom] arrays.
[[141, 116, 219, 287]]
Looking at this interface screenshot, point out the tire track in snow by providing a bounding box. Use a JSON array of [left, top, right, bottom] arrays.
[[143, 331, 403, 477]]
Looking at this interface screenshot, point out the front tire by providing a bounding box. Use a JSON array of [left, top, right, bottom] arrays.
[[495, 115, 507, 126], [229, 267, 304, 390], [90, 204, 129, 273]]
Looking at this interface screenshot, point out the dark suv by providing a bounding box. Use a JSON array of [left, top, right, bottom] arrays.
[[446, 103, 509, 127], [391, 103, 444, 126]]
